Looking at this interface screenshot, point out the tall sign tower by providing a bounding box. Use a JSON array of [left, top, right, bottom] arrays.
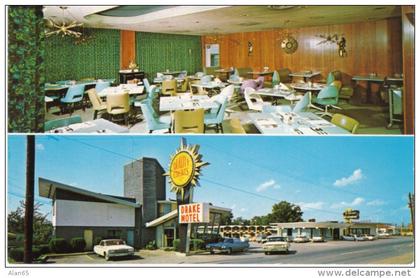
[[165, 138, 209, 253]]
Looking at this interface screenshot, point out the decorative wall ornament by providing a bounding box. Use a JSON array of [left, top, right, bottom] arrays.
[[248, 41, 254, 55], [45, 6, 83, 38], [316, 33, 347, 57], [280, 35, 298, 54]]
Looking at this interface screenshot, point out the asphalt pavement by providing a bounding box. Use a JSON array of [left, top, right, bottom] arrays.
[[45, 236, 413, 265]]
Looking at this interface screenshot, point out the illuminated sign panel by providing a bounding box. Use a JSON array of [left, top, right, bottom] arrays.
[[169, 151, 194, 188], [179, 203, 210, 224], [343, 209, 360, 220]]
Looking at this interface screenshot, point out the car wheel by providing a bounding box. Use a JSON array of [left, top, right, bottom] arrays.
[[105, 253, 110, 261], [210, 248, 214, 254], [264, 251, 269, 255], [227, 248, 232, 255]]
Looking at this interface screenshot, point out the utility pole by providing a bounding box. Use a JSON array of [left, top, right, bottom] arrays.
[[408, 193, 415, 235], [24, 135, 35, 264]]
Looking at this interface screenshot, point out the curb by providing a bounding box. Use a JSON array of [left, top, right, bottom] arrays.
[[42, 251, 95, 260]]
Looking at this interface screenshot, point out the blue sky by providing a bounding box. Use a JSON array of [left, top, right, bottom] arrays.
[[7, 135, 414, 225]]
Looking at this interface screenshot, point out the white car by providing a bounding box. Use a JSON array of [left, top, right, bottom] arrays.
[[94, 239, 135, 261], [378, 233, 391, 239], [342, 235, 356, 241], [311, 236, 325, 243], [293, 235, 310, 243], [354, 235, 367, 241], [263, 236, 290, 254], [363, 234, 377, 241]]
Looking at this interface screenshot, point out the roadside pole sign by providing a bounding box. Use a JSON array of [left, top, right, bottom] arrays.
[[164, 138, 209, 254], [179, 203, 210, 224]]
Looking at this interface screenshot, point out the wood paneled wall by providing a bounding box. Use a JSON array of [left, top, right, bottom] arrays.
[[202, 18, 403, 84], [120, 30, 136, 69], [402, 6, 415, 135]]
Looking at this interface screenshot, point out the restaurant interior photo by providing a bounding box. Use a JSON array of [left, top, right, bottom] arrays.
[[7, 5, 415, 134]]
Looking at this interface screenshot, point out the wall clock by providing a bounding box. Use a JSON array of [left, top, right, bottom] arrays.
[[281, 36, 298, 54]]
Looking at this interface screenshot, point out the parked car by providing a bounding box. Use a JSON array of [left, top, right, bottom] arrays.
[[255, 234, 267, 243], [206, 238, 249, 255], [354, 235, 367, 241], [342, 235, 356, 241], [363, 234, 377, 241], [263, 236, 290, 255], [378, 232, 391, 239], [293, 235, 310, 243], [311, 236, 325, 243], [93, 239, 135, 261]]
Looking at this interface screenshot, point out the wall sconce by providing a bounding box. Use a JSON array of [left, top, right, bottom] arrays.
[[248, 41, 253, 56]]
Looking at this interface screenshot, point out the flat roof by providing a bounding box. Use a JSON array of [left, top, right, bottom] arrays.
[[38, 177, 140, 208], [272, 221, 385, 229], [146, 204, 231, 228]]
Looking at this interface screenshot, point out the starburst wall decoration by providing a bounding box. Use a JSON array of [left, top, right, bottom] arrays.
[[164, 139, 209, 201]]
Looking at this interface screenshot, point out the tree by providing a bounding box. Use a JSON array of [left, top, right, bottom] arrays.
[[231, 217, 250, 225], [267, 201, 303, 223], [7, 201, 53, 245], [250, 215, 270, 225], [219, 211, 234, 225]]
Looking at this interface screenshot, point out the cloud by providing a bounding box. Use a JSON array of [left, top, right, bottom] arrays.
[[331, 197, 365, 209], [256, 179, 280, 192], [297, 201, 324, 210], [36, 143, 45, 151], [367, 199, 385, 206], [334, 169, 363, 187], [239, 208, 247, 212]]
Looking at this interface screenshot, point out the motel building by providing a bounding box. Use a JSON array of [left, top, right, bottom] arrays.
[[39, 157, 230, 250], [218, 221, 391, 241]]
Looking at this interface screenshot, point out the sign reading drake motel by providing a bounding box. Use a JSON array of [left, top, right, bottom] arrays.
[[179, 203, 210, 224]]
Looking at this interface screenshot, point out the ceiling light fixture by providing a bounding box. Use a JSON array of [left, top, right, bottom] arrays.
[[45, 6, 83, 38]]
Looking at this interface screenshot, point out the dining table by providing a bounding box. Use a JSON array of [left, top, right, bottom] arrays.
[[159, 94, 219, 112], [153, 77, 185, 84], [289, 71, 321, 82], [97, 84, 145, 98], [191, 81, 226, 96], [247, 71, 274, 78], [253, 87, 302, 104], [352, 75, 386, 104], [47, 118, 129, 133], [45, 79, 116, 90], [289, 82, 326, 109], [159, 70, 182, 76], [248, 111, 349, 135]]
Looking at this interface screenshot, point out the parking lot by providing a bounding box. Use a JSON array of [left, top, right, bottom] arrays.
[[46, 236, 413, 265]]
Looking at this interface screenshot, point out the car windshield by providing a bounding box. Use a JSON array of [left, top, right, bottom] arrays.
[[104, 240, 125, 246], [267, 237, 287, 242], [223, 238, 234, 243]]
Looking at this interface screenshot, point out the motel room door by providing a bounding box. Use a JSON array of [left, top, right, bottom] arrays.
[[84, 230, 93, 250], [164, 228, 175, 247], [127, 230, 134, 246]]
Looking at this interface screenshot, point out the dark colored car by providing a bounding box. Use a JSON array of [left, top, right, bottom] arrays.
[[206, 238, 250, 255]]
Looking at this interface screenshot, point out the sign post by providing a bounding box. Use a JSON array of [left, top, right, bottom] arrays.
[[165, 138, 209, 253]]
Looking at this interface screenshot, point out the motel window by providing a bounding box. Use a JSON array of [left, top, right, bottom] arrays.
[[107, 229, 122, 239], [287, 229, 293, 236]]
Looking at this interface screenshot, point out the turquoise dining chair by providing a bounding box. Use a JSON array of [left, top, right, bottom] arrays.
[[326, 72, 335, 85], [95, 81, 110, 93], [143, 78, 151, 94], [200, 75, 212, 83], [312, 85, 339, 118], [44, 115, 82, 132], [267, 92, 310, 113], [60, 84, 85, 114], [139, 100, 171, 133], [272, 71, 280, 87], [204, 97, 228, 133]]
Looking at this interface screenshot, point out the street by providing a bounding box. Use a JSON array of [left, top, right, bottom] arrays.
[[46, 236, 413, 265]]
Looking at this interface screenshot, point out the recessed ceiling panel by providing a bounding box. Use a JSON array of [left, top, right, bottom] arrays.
[[97, 5, 176, 17]]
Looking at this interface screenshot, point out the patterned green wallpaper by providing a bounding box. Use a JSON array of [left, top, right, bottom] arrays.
[[8, 6, 45, 132], [136, 32, 202, 78], [45, 28, 120, 82]]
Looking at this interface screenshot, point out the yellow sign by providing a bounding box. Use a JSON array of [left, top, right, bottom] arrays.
[[169, 151, 195, 188], [165, 139, 209, 200]]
